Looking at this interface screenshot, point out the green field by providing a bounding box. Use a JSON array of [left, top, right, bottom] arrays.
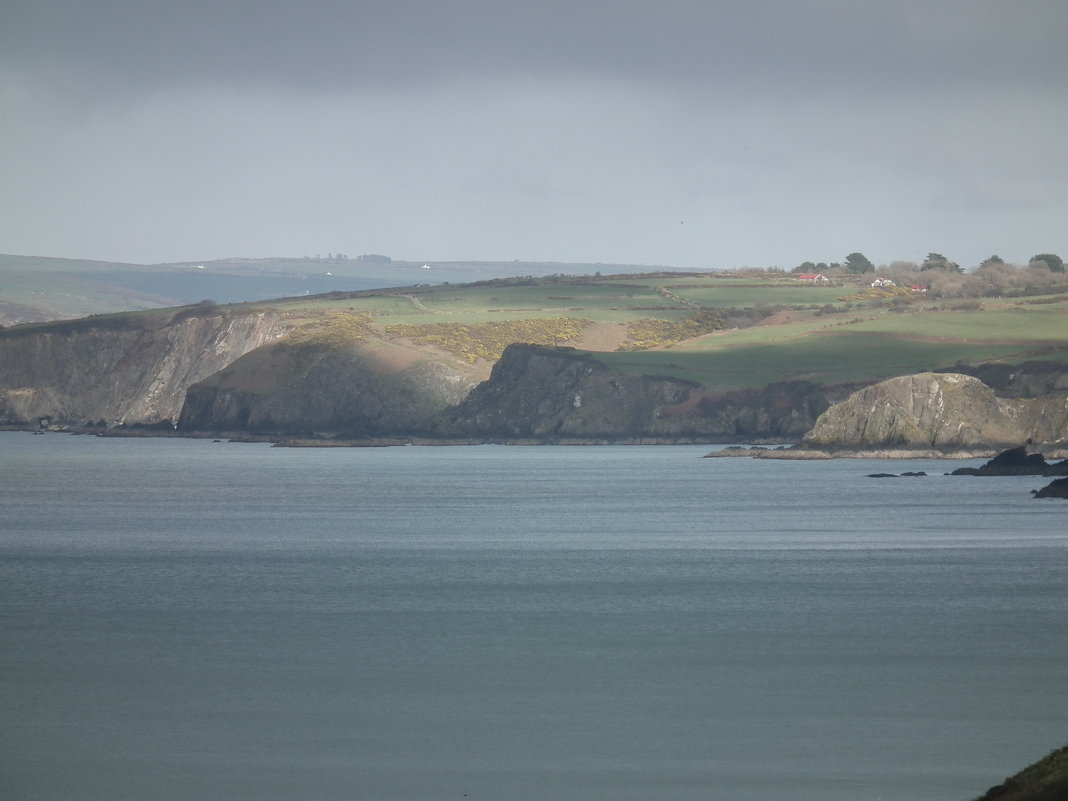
[[8, 260, 1068, 393], [597, 332, 1066, 390], [252, 273, 1068, 391]]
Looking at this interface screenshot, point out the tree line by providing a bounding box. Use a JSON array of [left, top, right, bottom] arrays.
[[795, 251, 1062, 276], [791, 251, 1065, 299]]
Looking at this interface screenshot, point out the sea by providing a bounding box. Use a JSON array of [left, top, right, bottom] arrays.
[[2, 432, 1066, 801]]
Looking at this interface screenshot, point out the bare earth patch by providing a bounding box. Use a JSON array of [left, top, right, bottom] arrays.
[[574, 322, 630, 352], [756, 309, 808, 326], [365, 337, 493, 379]]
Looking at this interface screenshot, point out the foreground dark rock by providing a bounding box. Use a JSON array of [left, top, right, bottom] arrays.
[[1032, 477, 1068, 499], [950, 446, 1068, 476], [972, 745, 1068, 800]]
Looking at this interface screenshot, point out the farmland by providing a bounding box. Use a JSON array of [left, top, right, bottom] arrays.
[[243, 271, 1068, 392], [6, 260, 1067, 394]]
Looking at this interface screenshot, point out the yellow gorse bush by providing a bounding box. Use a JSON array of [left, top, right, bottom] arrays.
[[385, 318, 592, 363], [620, 310, 725, 350], [283, 312, 375, 347]]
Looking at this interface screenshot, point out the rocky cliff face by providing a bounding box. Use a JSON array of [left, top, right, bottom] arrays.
[[10, 307, 1063, 446], [440, 345, 697, 439], [179, 341, 478, 436], [0, 308, 280, 426], [692, 380, 860, 439], [959, 360, 1068, 398], [440, 344, 848, 441], [802, 372, 1068, 450]]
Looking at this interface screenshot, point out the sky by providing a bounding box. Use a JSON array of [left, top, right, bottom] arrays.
[[2, 0, 1067, 270]]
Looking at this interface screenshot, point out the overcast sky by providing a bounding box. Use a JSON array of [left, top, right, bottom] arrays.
[[3, 1, 1066, 269]]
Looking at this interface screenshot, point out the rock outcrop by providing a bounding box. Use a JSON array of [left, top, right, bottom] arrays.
[[178, 341, 477, 436], [692, 380, 860, 439], [957, 360, 1068, 399], [440, 344, 699, 440], [1033, 478, 1068, 499], [439, 344, 863, 442], [950, 446, 1068, 476], [802, 372, 1068, 451], [0, 307, 280, 427]]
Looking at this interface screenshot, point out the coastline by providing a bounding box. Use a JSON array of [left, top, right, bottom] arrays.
[[8, 426, 1067, 460], [706, 444, 1068, 460]]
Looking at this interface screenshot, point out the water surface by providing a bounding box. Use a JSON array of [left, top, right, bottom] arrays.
[[2, 434, 1065, 800]]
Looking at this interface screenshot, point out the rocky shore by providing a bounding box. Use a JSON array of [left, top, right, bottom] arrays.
[[705, 445, 1025, 460]]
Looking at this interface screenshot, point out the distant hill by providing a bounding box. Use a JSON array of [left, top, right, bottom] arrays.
[[0, 253, 682, 325]]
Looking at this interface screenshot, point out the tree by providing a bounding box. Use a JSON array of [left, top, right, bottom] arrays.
[[845, 252, 875, 274], [1030, 253, 1064, 273], [979, 255, 1004, 268], [921, 252, 963, 273]]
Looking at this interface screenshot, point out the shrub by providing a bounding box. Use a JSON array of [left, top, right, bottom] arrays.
[[620, 309, 726, 350], [385, 317, 592, 362]]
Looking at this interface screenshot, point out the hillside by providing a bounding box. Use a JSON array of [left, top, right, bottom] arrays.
[[0, 253, 674, 325], [2, 267, 1068, 442], [973, 746, 1068, 801], [241, 271, 1068, 391]]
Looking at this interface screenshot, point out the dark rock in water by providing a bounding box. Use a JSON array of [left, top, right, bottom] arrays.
[[1033, 477, 1068, 499], [951, 446, 1068, 476], [866, 473, 899, 478], [900, 471, 927, 477]]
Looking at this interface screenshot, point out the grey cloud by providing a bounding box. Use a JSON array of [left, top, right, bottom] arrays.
[[5, 1, 1067, 96], [2, 1, 1066, 268]]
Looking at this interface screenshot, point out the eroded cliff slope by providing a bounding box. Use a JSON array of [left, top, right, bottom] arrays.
[[178, 340, 478, 436], [0, 307, 280, 426]]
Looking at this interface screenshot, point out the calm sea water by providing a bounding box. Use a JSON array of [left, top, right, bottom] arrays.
[[1, 433, 1066, 801]]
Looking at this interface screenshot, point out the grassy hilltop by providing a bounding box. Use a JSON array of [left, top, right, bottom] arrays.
[[0, 253, 672, 324], [221, 270, 1068, 393], [5, 260, 1068, 397]]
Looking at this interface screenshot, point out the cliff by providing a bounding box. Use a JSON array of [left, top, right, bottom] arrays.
[[692, 380, 859, 439], [802, 372, 1068, 451], [7, 302, 1064, 446], [437, 345, 692, 439], [0, 307, 280, 427], [958, 360, 1068, 399], [178, 341, 477, 436], [439, 344, 852, 441]]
